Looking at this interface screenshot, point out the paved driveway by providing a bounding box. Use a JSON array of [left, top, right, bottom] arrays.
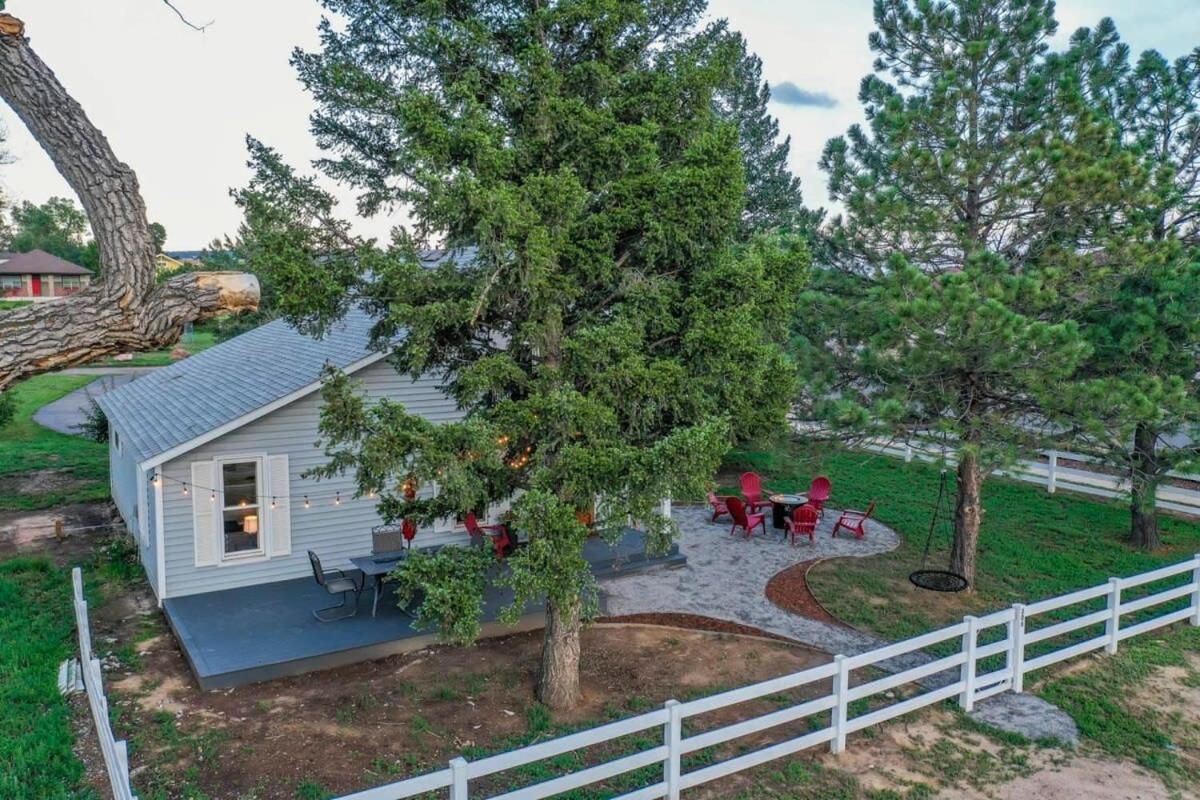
[[33, 374, 143, 435]]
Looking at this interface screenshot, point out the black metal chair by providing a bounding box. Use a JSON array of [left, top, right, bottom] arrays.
[[307, 550, 363, 622]]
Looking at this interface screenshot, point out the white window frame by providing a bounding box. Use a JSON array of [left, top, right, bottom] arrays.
[[215, 453, 268, 563]]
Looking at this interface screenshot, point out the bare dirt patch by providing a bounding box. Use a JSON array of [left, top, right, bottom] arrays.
[[98, 594, 839, 799], [963, 758, 1170, 800], [0, 467, 87, 497], [0, 501, 121, 563]]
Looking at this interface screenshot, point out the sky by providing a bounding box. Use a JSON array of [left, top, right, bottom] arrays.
[[0, 0, 1196, 250]]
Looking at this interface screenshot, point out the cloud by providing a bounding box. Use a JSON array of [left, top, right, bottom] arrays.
[[771, 82, 838, 109]]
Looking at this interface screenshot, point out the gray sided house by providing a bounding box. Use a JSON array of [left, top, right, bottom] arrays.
[[97, 307, 468, 605]]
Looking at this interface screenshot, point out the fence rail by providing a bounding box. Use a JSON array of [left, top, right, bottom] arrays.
[[71, 567, 138, 800], [852, 435, 1200, 516], [326, 554, 1200, 800]]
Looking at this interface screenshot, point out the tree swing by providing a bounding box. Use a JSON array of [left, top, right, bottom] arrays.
[[908, 469, 970, 593]]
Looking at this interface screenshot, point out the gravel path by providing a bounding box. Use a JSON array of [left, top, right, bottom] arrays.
[[602, 504, 1078, 743]]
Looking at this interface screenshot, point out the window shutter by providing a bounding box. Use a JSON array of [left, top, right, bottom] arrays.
[[267, 455, 291, 556], [192, 461, 219, 567]]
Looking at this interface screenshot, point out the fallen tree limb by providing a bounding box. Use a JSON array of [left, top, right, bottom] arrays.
[[0, 13, 258, 390]]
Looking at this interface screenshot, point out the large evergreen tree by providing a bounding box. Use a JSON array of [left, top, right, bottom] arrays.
[[805, 0, 1133, 585], [1048, 22, 1200, 549], [241, 0, 807, 708], [715, 32, 808, 237]]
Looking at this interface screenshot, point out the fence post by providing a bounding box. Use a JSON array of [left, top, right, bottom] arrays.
[[1046, 451, 1058, 494], [959, 615, 979, 712], [664, 699, 682, 800], [1192, 555, 1200, 627], [830, 654, 849, 754], [1010, 604, 1026, 693], [1106, 577, 1122, 655], [113, 739, 131, 800], [449, 756, 469, 800]]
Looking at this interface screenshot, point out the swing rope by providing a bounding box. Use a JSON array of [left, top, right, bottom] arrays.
[[909, 468, 969, 592]]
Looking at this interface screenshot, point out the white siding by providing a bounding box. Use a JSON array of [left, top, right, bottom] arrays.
[[158, 362, 467, 598], [109, 425, 160, 597]]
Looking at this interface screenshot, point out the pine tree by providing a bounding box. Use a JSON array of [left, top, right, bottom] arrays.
[[806, 0, 1133, 586], [1049, 22, 1200, 549], [240, 0, 808, 708]]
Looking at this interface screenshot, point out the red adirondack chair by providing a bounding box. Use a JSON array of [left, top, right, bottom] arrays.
[[807, 476, 832, 517], [726, 496, 767, 539], [739, 472, 774, 514], [786, 504, 819, 545], [707, 492, 730, 522], [833, 502, 876, 540], [465, 512, 512, 558]]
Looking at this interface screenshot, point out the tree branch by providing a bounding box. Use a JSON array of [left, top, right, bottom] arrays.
[[0, 14, 257, 390], [161, 0, 213, 32]]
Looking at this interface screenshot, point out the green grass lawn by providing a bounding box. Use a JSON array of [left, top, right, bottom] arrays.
[[0, 559, 96, 799], [725, 440, 1200, 641], [0, 299, 33, 311], [85, 328, 217, 367], [0, 375, 109, 511]]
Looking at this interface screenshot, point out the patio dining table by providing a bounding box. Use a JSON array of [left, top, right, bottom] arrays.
[[349, 551, 409, 618]]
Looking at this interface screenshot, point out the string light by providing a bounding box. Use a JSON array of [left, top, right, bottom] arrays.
[[157, 472, 408, 512], [151, 472, 161, 487]]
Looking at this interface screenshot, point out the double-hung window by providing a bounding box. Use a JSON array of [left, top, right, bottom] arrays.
[[219, 459, 263, 558]]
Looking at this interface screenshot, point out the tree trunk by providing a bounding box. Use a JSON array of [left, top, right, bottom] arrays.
[[0, 14, 257, 390], [1129, 422, 1162, 550], [949, 448, 983, 589], [537, 597, 582, 710]]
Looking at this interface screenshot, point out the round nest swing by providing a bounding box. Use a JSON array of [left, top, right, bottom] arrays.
[[908, 569, 969, 593], [907, 469, 969, 593]]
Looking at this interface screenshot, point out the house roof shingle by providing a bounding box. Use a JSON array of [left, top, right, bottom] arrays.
[[97, 307, 383, 466], [96, 248, 476, 467], [0, 250, 92, 276]]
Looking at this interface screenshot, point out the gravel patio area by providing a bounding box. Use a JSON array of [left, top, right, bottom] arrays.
[[602, 504, 897, 656]]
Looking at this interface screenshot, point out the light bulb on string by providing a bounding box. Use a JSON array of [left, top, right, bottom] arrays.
[[182, 482, 189, 496], [304, 495, 310, 509], [334, 491, 342, 506], [270, 496, 277, 510]]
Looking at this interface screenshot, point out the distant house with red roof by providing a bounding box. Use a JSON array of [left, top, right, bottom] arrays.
[[0, 249, 92, 301]]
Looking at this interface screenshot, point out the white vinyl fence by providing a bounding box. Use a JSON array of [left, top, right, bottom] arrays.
[[328, 555, 1200, 800], [859, 436, 1200, 516], [71, 567, 138, 800]]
